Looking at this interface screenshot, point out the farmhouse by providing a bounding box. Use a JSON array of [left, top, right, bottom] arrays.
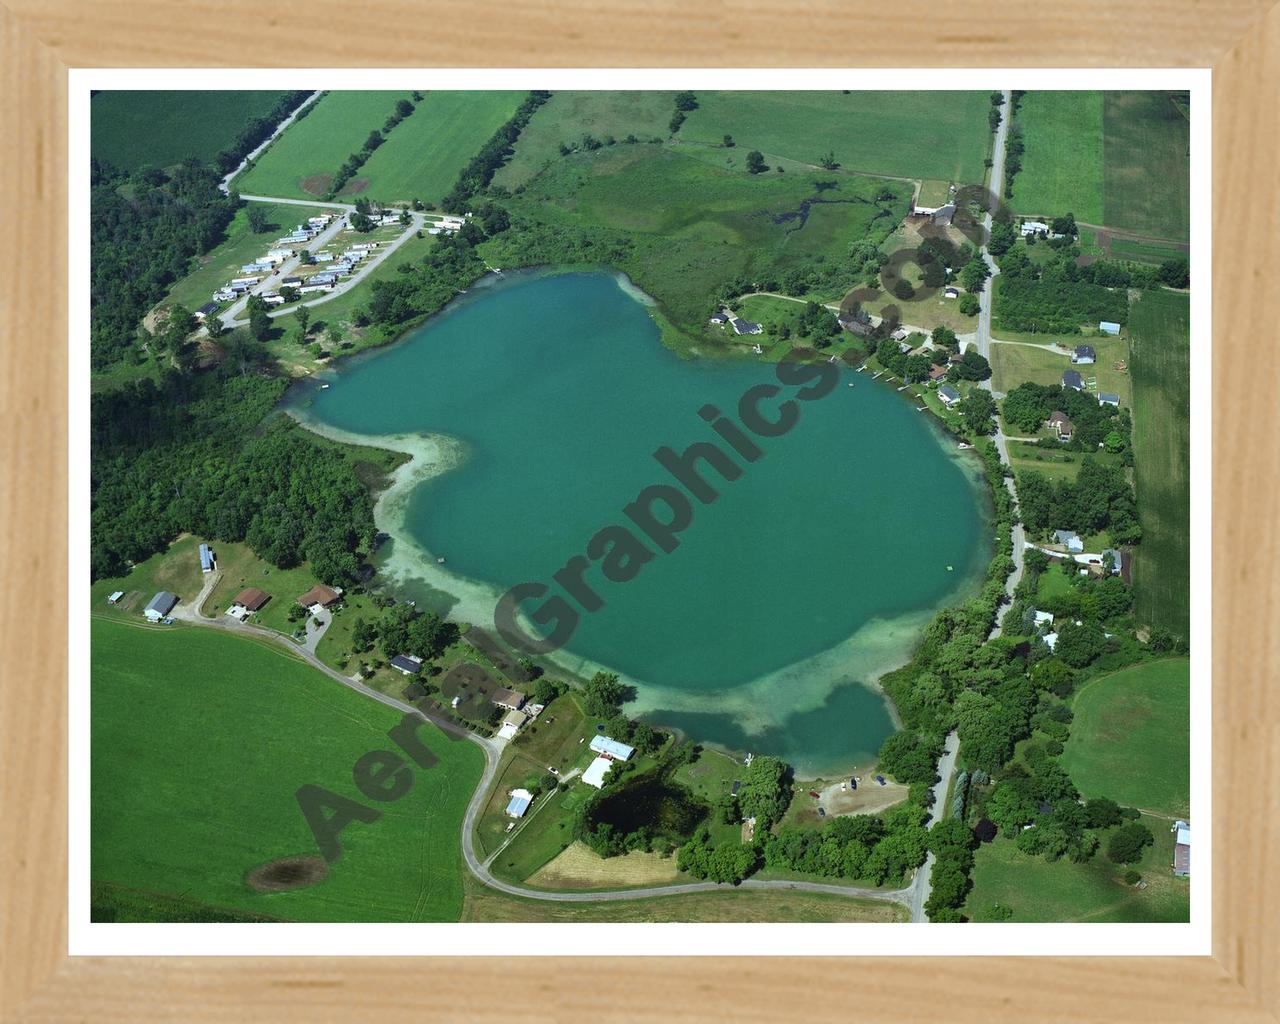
[[1047, 411, 1074, 440], [589, 734, 635, 761], [1062, 370, 1085, 391], [1172, 820, 1191, 877], [582, 756, 616, 789], [143, 591, 177, 621], [496, 709, 528, 741], [390, 654, 424, 675], [227, 587, 270, 620], [297, 584, 341, 613], [1020, 220, 1050, 236], [730, 317, 763, 336], [1072, 345, 1096, 364], [1053, 530, 1085, 553], [505, 788, 534, 818], [492, 687, 526, 712], [938, 385, 961, 407], [1098, 321, 1121, 335], [1098, 392, 1120, 408]]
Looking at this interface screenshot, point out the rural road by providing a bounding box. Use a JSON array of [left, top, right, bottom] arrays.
[[218, 93, 322, 196], [907, 729, 960, 922]]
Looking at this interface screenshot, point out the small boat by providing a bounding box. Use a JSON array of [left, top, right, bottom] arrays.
[[946, 565, 954, 571], [437, 556, 446, 564], [320, 383, 330, 390], [847, 382, 855, 388]]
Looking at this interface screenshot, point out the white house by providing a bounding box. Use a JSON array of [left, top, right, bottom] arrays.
[[1053, 529, 1085, 553], [938, 385, 961, 407], [1033, 610, 1055, 629], [1043, 631, 1059, 652], [589, 735, 635, 761], [582, 756, 615, 789], [1020, 220, 1050, 236]]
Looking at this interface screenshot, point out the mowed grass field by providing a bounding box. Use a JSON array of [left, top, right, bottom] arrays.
[[1010, 91, 1189, 240], [679, 91, 992, 183], [1062, 659, 1191, 817], [355, 91, 525, 203], [1007, 91, 1105, 224], [91, 91, 293, 171], [234, 91, 412, 199], [493, 91, 678, 190], [989, 335, 1132, 405], [1128, 289, 1191, 635], [91, 618, 484, 922]]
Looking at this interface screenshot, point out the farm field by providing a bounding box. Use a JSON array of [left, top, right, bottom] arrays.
[[1102, 91, 1191, 240], [1062, 659, 1190, 818], [354, 91, 525, 203], [1007, 91, 1105, 224], [1106, 235, 1190, 266], [1128, 289, 1191, 635], [92, 91, 293, 171], [528, 842, 680, 889], [989, 334, 1132, 406], [234, 91, 412, 199], [91, 618, 485, 922], [461, 874, 907, 922], [965, 812, 1189, 922], [679, 91, 992, 184], [493, 91, 677, 190]]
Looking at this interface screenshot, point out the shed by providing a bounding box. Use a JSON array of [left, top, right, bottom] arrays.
[[1173, 820, 1191, 876], [1062, 369, 1084, 390], [582, 756, 615, 789], [589, 734, 635, 761], [107, 591, 124, 604], [505, 789, 533, 818], [199, 543, 214, 573], [390, 654, 424, 675], [1098, 321, 1121, 335], [144, 591, 178, 621]]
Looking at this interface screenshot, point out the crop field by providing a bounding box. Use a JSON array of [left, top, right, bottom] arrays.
[[485, 144, 910, 347], [1062, 659, 1191, 818], [965, 812, 1189, 922], [234, 91, 412, 199], [1128, 289, 1191, 635], [1104, 235, 1189, 266], [1007, 91, 1105, 224], [1102, 91, 1191, 241], [527, 842, 680, 889], [679, 91, 992, 184], [91, 91, 293, 171], [91, 618, 484, 922], [493, 91, 678, 190], [355, 91, 525, 203]]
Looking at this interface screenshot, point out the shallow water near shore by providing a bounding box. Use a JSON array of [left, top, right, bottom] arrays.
[[288, 270, 990, 774]]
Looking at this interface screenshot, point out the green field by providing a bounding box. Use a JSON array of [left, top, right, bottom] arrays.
[[91, 618, 484, 922], [234, 91, 412, 199], [494, 91, 678, 191], [1102, 91, 1191, 240], [354, 91, 525, 203], [92, 91, 294, 171], [680, 91, 992, 183], [1008, 91, 1105, 224], [1128, 289, 1191, 635], [989, 334, 1132, 406], [1010, 91, 1190, 240], [1107, 236, 1189, 266], [965, 812, 1189, 922], [1062, 659, 1190, 817]]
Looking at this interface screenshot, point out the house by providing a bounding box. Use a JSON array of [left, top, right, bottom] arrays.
[[1102, 548, 1123, 575], [589, 734, 635, 761], [582, 756, 616, 789], [1043, 631, 1059, 651], [198, 543, 215, 573], [314, 251, 334, 262], [496, 708, 528, 741], [1062, 369, 1084, 390], [709, 310, 729, 325], [932, 203, 956, 227], [390, 654, 424, 675], [282, 276, 303, 286], [1034, 610, 1055, 628], [505, 788, 533, 818], [1047, 411, 1074, 440], [194, 302, 219, 321], [227, 587, 269, 621], [230, 277, 261, 287], [143, 591, 178, 621], [938, 385, 961, 407], [262, 295, 285, 306], [890, 327, 909, 341], [928, 362, 950, 382], [1098, 392, 1120, 407], [214, 289, 237, 302], [491, 687, 526, 712], [351, 242, 379, 251], [1072, 345, 1096, 364], [1098, 321, 1121, 336], [729, 317, 763, 336], [1053, 529, 1085, 553], [1172, 820, 1191, 877], [300, 282, 333, 294], [297, 584, 341, 613], [1020, 220, 1050, 236]]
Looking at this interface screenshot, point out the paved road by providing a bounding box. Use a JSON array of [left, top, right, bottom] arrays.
[[907, 729, 960, 922], [218, 93, 321, 196]]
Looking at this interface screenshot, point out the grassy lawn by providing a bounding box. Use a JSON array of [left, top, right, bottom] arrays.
[[193, 542, 324, 636], [494, 91, 678, 191], [1035, 562, 1080, 603], [1102, 92, 1191, 241], [235, 91, 412, 199], [89, 534, 208, 620], [674, 747, 744, 845], [1008, 91, 1105, 223], [990, 333, 1132, 407], [92, 91, 294, 171], [354, 91, 525, 203], [1008, 441, 1127, 485], [527, 842, 679, 889], [1128, 289, 1190, 636], [510, 692, 591, 771], [858, 281, 978, 335], [488, 782, 596, 883], [1062, 659, 1190, 818], [679, 91, 993, 183], [965, 812, 1189, 922], [91, 618, 484, 922], [473, 751, 561, 858], [461, 873, 907, 922]]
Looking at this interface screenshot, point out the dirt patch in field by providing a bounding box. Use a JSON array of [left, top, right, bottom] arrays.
[[245, 855, 329, 892], [527, 841, 678, 890], [299, 174, 333, 195], [818, 777, 909, 817], [338, 177, 369, 196]]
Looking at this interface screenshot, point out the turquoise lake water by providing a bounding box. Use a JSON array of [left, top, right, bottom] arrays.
[[293, 271, 990, 774]]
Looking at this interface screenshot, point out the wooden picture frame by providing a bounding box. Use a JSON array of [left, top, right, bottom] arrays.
[[2, 2, 1276, 1019]]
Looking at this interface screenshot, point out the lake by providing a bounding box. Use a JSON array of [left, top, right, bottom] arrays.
[[291, 270, 991, 774]]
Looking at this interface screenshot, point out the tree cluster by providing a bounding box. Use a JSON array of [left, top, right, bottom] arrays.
[[1016, 459, 1141, 545], [993, 246, 1129, 334], [442, 91, 551, 213]]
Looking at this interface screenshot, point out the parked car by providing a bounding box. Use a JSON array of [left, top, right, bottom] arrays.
[[875, 775, 886, 786], [850, 777, 858, 790], [808, 790, 820, 799], [818, 807, 826, 817]]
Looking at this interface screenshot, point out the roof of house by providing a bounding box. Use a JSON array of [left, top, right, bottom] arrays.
[[1048, 410, 1071, 426], [1063, 370, 1084, 388], [505, 790, 533, 817], [144, 591, 177, 615], [1074, 345, 1096, 359], [928, 363, 949, 380], [390, 654, 423, 674], [492, 687, 526, 709], [233, 587, 269, 611], [730, 317, 762, 335], [1034, 610, 1054, 625], [938, 385, 960, 401], [298, 584, 340, 607], [590, 734, 636, 761], [197, 302, 219, 316], [582, 756, 615, 789], [1098, 392, 1120, 404], [501, 708, 527, 728], [1054, 529, 1081, 543]]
